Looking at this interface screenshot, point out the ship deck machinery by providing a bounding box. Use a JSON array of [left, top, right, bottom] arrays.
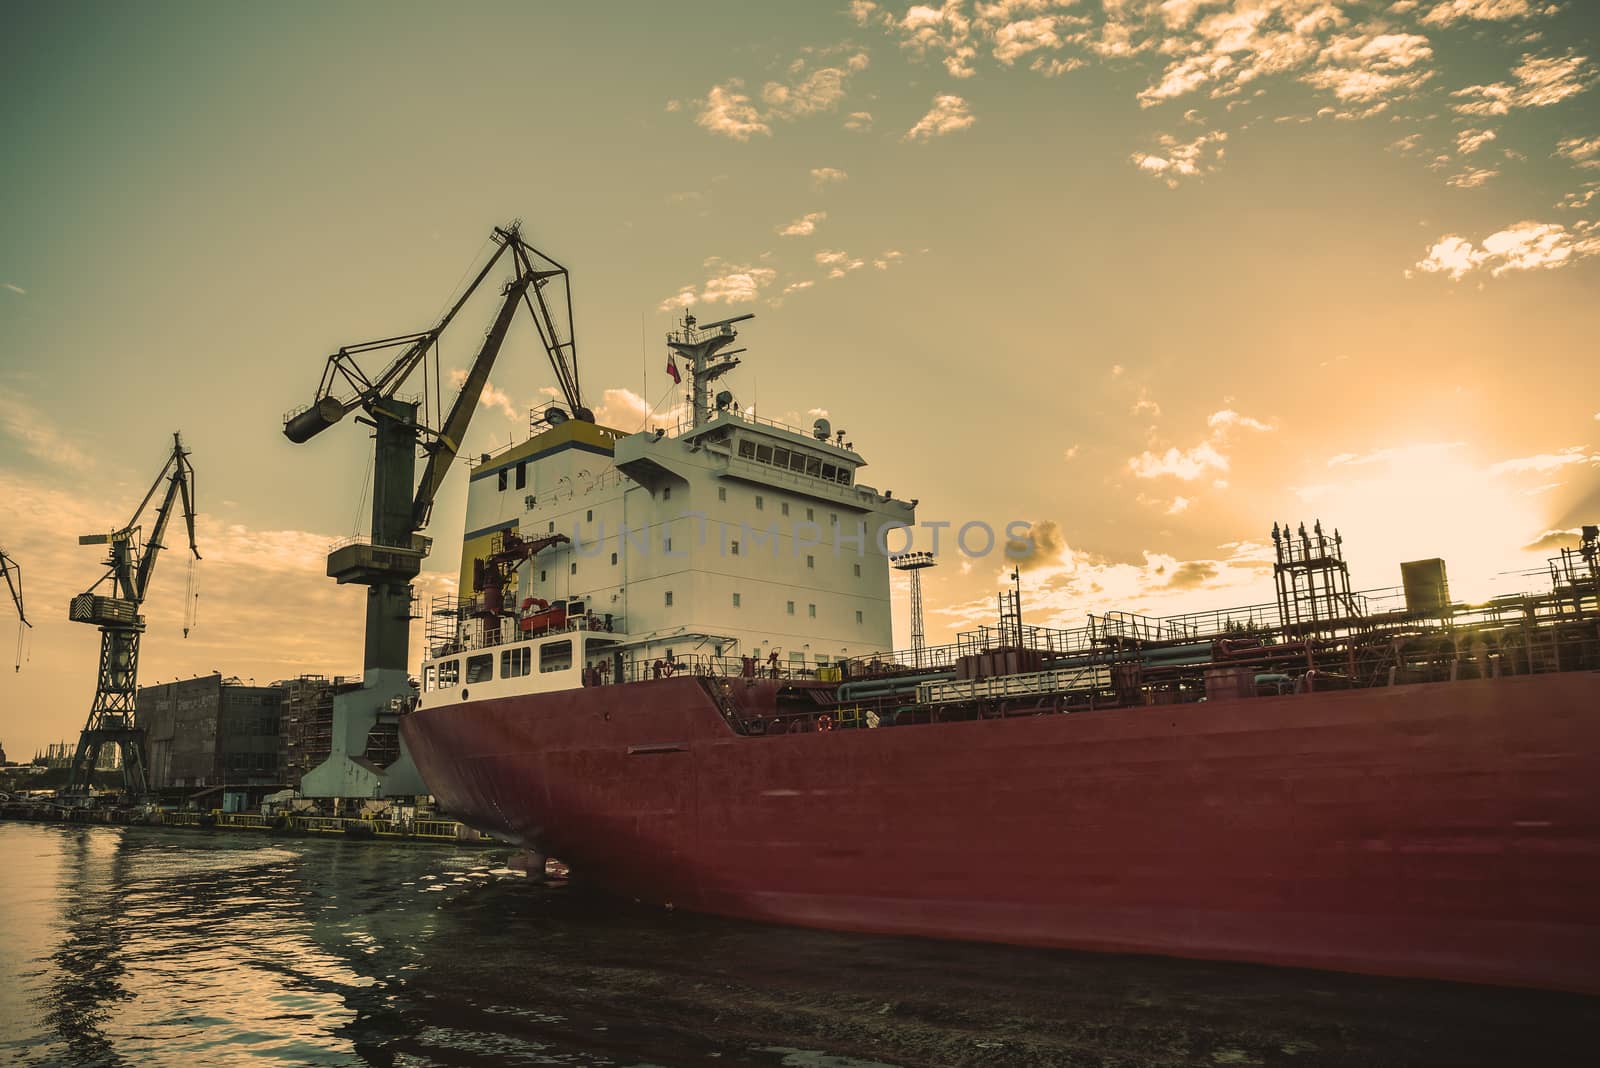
[[405, 523, 1600, 992]]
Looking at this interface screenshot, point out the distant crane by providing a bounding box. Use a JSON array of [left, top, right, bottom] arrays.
[[67, 433, 199, 796], [282, 221, 588, 797], [2, 547, 30, 672]]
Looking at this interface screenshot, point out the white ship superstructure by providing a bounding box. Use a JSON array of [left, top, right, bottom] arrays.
[[420, 314, 915, 703]]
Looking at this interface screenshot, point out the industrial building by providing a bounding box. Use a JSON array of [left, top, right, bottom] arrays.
[[136, 674, 283, 804]]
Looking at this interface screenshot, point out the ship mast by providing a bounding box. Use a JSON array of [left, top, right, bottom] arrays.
[[668, 312, 751, 428]]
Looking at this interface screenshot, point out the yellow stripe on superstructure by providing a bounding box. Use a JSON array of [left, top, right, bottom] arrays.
[[458, 419, 625, 594]]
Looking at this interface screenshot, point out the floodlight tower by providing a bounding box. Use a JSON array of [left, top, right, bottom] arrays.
[[891, 551, 936, 668]]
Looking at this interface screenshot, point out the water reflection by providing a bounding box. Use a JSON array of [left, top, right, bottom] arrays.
[[3, 822, 1591, 1068], [44, 830, 134, 1068]]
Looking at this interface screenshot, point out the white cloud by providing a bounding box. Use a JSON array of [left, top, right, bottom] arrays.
[[447, 370, 519, 422], [1452, 51, 1596, 115], [1303, 32, 1434, 103], [810, 166, 849, 188], [904, 93, 976, 141], [1130, 406, 1273, 480], [658, 287, 698, 311], [1446, 165, 1499, 188], [783, 280, 816, 294], [1488, 446, 1600, 475], [872, 249, 905, 270], [696, 81, 770, 140], [1455, 127, 1497, 155], [936, 537, 1277, 633], [1327, 442, 1464, 467], [2, 282, 24, 295], [844, 111, 874, 132], [1555, 135, 1600, 169], [700, 264, 779, 303], [693, 52, 869, 141], [1129, 440, 1230, 480], [1208, 408, 1273, 432], [658, 261, 778, 309], [777, 211, 826, 237], [1420, 0, 1539, 26], [762, 55, 868, 121], [992, 16, 1068, 65], [1131, 130, 1227, 187], [1167, 495, 1193, 515], [591, 387, 689, 433], [1413, 221, 1600, 279]]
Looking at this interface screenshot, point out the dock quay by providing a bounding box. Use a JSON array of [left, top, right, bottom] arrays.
[[0, 800, 493, 844]]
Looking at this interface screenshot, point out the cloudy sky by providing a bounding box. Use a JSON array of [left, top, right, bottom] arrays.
[[2, 0, 1597, 757]]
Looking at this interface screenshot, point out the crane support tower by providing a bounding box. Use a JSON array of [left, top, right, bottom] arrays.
[[67, 433, 199, 796], [283, 221, 587, 798], [2, 547, 30, 672]]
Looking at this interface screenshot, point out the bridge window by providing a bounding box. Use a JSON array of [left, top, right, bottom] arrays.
[[501, 646, 531, 678], [665, 590, 674, 607], [732, 592, 741, 608], [516, 462, 527, 490], [541, 640, 573, 673], [497, 470, 508, 491], [437, 660, 460, 688], [466, 654, 494, 684]]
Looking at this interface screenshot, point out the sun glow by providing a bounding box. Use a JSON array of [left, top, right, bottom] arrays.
[[1293, 443, 1573, 603]]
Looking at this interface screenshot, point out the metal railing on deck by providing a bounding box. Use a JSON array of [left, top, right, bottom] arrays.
[[613, 652, 844, 685]]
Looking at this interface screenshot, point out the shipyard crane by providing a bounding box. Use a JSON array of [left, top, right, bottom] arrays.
[[282, 222, 588, 798], [67, 433, 199, 796], [2, 548, 30, 672]]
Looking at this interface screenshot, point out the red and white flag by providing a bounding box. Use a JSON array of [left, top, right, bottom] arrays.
[[666, 356, 681, 384]]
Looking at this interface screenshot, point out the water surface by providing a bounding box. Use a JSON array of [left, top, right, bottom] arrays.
[[1, 822, 1593, 1067]]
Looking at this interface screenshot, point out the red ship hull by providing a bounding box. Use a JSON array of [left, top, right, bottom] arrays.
[[402, 671, 1600, 992]]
